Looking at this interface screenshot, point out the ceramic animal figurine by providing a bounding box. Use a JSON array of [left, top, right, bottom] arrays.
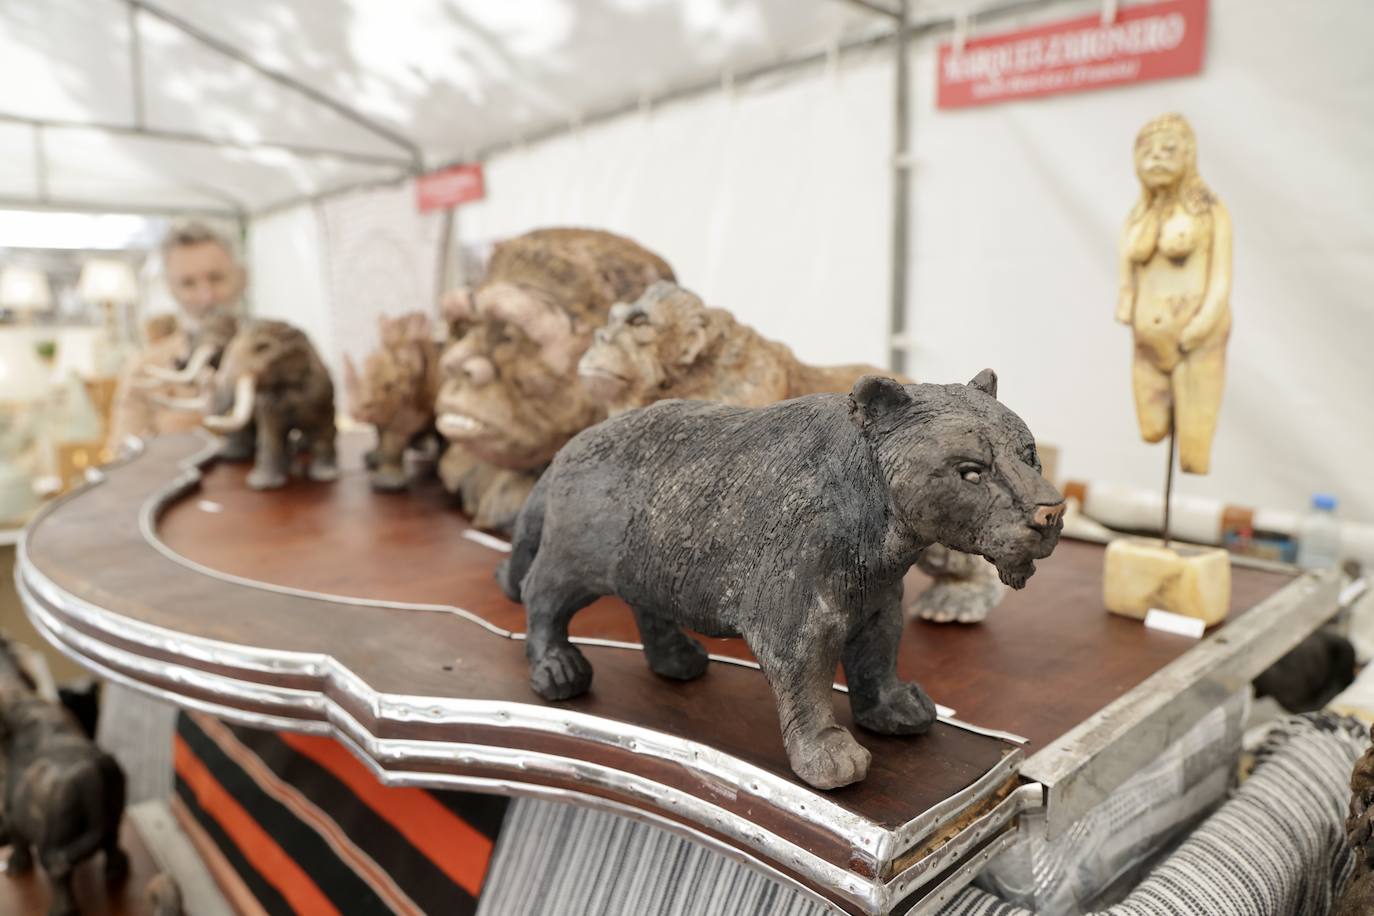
[[498, 372, 1064, 789], [163, 320, 337, 489], [433, 228, 675, 529], [578, 281, 891, 414], [579, 281, 1010, 625], [343, 312, 443, 492], [0, 639, 127, 916]]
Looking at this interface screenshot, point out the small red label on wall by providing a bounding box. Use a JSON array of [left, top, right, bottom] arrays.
[[937, 0, 1207, 109], [416, 163, 485, 212]]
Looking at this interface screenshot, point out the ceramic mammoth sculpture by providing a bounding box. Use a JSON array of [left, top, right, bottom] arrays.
[[167, 320, 338, 490], [578, 281, 1011, 625], [497, 371, 1065, 789], [434, 227, 675, 530], [343, 312, 443, 492], [0, 639, 127, 916]]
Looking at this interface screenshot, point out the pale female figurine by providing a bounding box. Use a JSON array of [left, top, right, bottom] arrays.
[[1117, 113, 1231, 474]]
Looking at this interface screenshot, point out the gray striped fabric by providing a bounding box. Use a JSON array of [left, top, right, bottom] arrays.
[[478, 715, 1363, 916], [941, 714, 1365, 916], [476, 799, 830, 916]]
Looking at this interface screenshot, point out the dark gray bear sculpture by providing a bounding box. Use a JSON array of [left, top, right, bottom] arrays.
[[497, 371, 1065, 789]]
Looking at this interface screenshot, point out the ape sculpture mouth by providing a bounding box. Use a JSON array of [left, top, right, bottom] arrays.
[[578, 366, 630, 388], [436, 412, 493, 440]]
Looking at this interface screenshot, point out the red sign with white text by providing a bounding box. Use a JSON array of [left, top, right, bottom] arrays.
[[416, 163, 485, 212], [937, 0, 1207, 109]]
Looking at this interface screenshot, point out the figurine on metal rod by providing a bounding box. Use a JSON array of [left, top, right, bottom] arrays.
[[1105, 113, 1233, 624]]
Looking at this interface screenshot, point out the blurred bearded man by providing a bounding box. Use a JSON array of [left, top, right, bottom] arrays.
[[105, 222, 246, 451]]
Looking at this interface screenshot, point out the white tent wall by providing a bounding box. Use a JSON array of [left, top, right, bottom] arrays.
[[455, 46, 894, 369], [248, 184, 447, 406], [435, 0, 1373, 523], [316, 182, 448, 407], [247, 205, 338, 381]]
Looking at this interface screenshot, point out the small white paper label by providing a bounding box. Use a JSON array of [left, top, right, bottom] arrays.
[[1144, 608, 1205, 639], [463, 529, 512, 553]]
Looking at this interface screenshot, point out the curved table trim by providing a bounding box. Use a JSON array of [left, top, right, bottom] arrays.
[[16, 435, 1030, 916]]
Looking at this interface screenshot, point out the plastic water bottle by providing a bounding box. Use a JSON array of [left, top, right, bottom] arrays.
[[1296, 494, 1341, 570]]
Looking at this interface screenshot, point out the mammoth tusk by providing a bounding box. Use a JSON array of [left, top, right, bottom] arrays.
[[142, 344, 216, 385], [150, 392, 211, 411], [203, 375, 257, 433]]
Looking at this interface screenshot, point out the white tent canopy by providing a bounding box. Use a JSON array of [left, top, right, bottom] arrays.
[[0, 0, 896, 215]]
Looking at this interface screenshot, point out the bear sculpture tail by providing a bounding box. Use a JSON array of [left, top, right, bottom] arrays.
[[496, 475, 547, 603]]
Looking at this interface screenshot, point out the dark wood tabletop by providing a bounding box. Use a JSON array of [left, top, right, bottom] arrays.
[[157, 433, 1294, 753]]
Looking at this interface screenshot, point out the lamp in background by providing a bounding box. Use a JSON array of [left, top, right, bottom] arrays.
[[0, 266, 53, 322], [0, 330, 52, 404], [77, 258, 138, 306], [0, 325, 51, 527], [77, 258, 140, 380]]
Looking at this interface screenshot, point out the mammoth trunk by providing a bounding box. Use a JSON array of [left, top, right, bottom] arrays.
[[203, 375, 256, 433]]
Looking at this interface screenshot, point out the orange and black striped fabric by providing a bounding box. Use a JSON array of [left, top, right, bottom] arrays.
[[173, 712, 508, 915]]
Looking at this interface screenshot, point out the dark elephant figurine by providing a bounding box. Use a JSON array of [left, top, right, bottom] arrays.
[[172, 319, 338, 489], [498, 371, 1065, 789], [0, 640, 127, 916]]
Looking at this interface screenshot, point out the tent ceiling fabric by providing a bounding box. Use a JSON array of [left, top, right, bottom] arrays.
[[0, 0, 881, 214]]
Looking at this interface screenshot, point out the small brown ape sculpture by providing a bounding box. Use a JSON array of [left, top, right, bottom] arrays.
[[434, 228, 674, 530], [578, 281, 888, 413], [343, 312, 443, 492], [0, 639, 127, 916], [579, 282, 1011, 624]]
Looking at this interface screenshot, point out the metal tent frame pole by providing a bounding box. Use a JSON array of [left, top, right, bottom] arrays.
[[890, 0, 912, 377]]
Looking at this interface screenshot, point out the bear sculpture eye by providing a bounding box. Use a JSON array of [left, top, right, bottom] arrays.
[[960, 465, 982, 484]]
